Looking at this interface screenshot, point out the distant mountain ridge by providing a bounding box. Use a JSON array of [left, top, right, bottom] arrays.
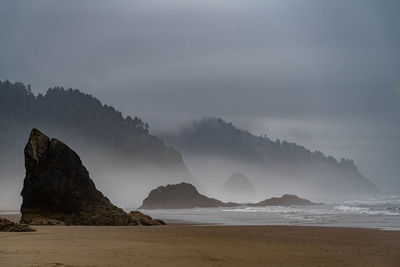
[[0, 80, 378, 206], [163, 117, 378, 197], [165, 118, 360, 168], [0, 80, 187, 168], [0, 80, 191, 207]]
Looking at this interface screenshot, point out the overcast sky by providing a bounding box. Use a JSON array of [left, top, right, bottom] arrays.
[[0, 0, 399, 192]]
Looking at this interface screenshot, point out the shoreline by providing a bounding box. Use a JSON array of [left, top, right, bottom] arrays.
[[1, 222, 400, 266], [1, 213, 399, 231]]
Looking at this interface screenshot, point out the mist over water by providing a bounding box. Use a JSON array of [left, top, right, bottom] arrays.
[[89, 165, 192, 208], [1, 133, 398, 231], [0, 138, 382, 210], [0, 161, 193, 210], [0, 134, 192, 210], [176, 155, 376, 204]]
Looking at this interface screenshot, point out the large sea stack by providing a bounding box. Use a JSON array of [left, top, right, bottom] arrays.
[[20, 128, 164, 226]]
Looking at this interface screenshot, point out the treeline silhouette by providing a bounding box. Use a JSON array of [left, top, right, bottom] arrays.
[[166, 117, 357, 169], [0, 80, 185, 167]]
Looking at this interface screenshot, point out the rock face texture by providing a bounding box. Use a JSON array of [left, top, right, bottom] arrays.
[[251, 194, 316, 206], [128, 211, 167, 226], [222, 173, 256, 199], [140, 183, 238, 209], [0, 218, 35, 232], [20, 128, 164, 226]]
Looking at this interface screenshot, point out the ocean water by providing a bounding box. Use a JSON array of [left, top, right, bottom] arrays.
[[2, 196, 399, 230], [140, 195, 400, 230]]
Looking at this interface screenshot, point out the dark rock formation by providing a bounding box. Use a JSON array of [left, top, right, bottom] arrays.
[[129, 211, 166, 226], [139, 183, 318, 209], [0, 218, 36, 232], [222, 172, 256, 196], [139, 182, 238, 209], [20, 128, 164, 226], [250, 194, 316, 206]]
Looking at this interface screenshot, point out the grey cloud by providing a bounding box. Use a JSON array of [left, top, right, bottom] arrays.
[[0, 0, 399, 192]]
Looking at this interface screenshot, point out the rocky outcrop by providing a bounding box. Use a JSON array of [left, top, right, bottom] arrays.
[[139, 183, 238, 209], [0, 218, 36, 232], [20, 129, 164, 226], [222, 173, 256, 197], [250, 194, 316, 206], [139, 183, 318, 209], [129, 211, 167, 226]]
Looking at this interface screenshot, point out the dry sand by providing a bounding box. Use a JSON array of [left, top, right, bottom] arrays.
[[1, 215, 400, 267]]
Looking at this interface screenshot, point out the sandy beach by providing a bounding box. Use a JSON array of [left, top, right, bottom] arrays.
[[1, 215, 399, 266]]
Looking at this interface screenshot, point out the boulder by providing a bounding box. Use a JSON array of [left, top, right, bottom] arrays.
[[0, 218, 35, 232], [129, 211, 166, 226], [139, 182, 238, 209], [20, 128, 164, 226]]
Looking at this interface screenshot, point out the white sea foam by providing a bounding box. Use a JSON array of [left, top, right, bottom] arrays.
[[343, 195, 400, 206], [222, 204, 400, 217], [332, 205, 399, 216], [222, 206, 294, 213]]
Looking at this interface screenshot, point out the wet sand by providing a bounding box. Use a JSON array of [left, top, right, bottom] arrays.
[[1, 215, 400, 266]]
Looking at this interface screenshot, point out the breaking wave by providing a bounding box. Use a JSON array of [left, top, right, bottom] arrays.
[[222, 204, 400, 217], [332, 205, 399, 216]]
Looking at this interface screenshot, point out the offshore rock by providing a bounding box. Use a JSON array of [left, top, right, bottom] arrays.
[[250, 194, 316, 207], [20, 129, 163, 226], [139, 182, 238, 209]]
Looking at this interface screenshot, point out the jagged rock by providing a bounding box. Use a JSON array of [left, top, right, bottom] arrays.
[[250, 194, 316, 206], [222, 172, 256, 199], [20, 128, 164, 226], [0, 218, 36, 232], [128, 211, 166, 226], [139, 182, 238, 209]]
